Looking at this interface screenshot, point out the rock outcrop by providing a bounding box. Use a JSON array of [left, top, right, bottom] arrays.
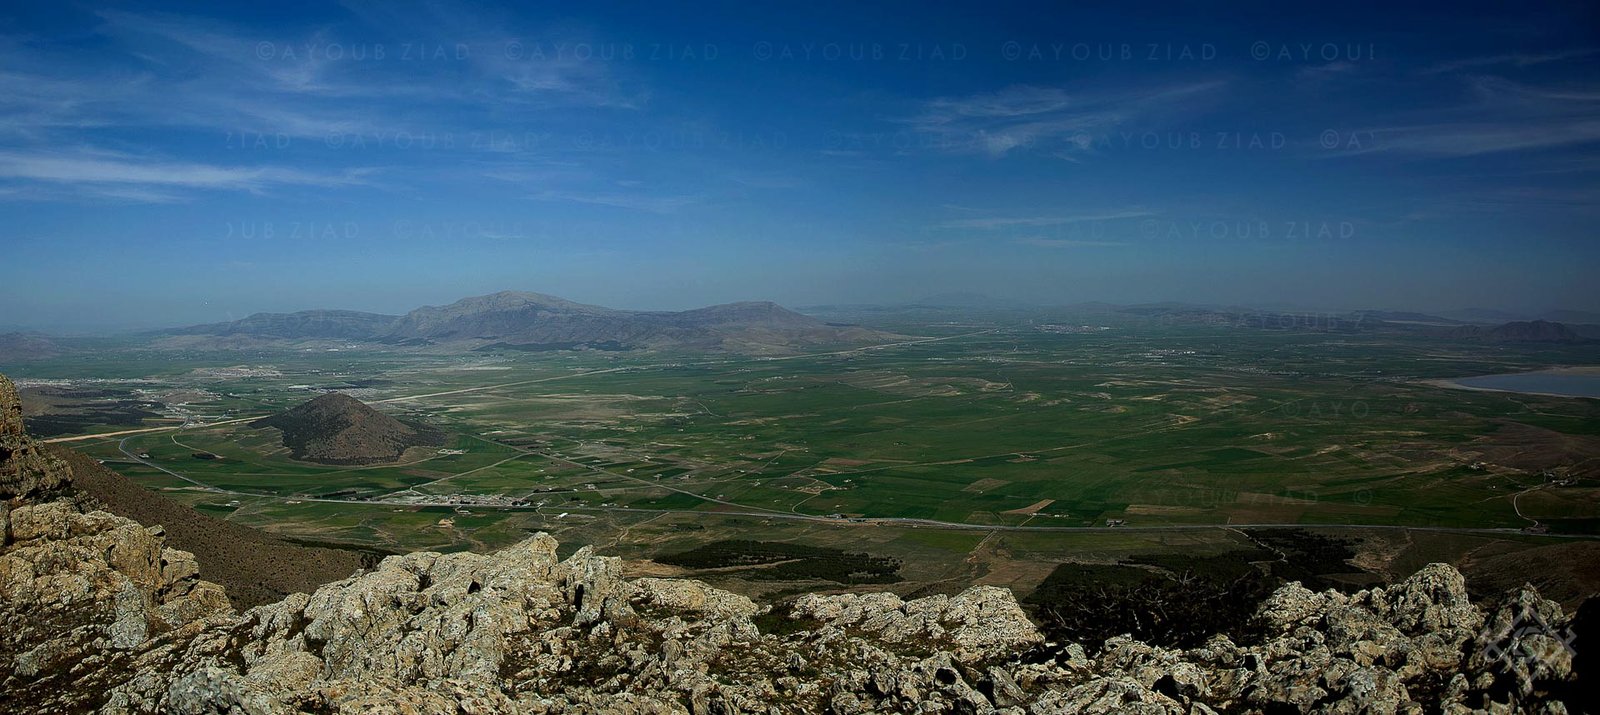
[[0, 375, 71, 501], [2, 376, 233, 713], [0, 373, 1585, 713]]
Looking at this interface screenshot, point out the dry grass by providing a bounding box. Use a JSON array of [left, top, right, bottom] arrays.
[[1002, 499, 1056, 515]]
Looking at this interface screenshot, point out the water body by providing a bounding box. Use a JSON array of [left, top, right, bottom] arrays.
[[1451, 371, 1600, 399]]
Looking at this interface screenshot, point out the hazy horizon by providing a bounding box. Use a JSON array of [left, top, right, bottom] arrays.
[[3, 1, 1598, 331], [2, 286, 1596, 337]]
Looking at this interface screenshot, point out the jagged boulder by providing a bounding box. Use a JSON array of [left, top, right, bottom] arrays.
[[0, 502, 233, 712], [6, 516, 1584, 715], [792, 585, 1044, 660]]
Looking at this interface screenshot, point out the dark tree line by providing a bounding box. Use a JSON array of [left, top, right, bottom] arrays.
[[657, 540, 902, 584], [1024, 530, 1365, 650]]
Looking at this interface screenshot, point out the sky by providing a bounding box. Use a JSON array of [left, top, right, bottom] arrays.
[[1, 0, 1598, 332]]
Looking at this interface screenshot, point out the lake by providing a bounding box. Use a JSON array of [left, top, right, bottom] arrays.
[[1451, 371, 1600, 399]]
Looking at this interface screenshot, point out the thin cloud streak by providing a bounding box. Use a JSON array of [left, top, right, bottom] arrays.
[[904, 81, 1225, 159], [1323, 77, 1600, 160], [530, 188, 700, 213], [1422, 48, 1598, 75], [937, 210, 1154, 230], [0, 149, 373, 194], [1014, 237, 1129, 248]]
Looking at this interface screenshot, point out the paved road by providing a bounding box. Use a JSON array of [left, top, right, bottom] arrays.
[[115, 469, 1598, 540], [43, 416, 258, 444], [115, 436, 225, 492]]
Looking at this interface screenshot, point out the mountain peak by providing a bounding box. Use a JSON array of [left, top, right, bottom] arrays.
[[302, 391, 366, 410], [442, 291, 605, 312]]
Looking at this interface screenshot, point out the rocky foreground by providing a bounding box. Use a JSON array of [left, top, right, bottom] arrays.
[[0, 374, 1584, 714]]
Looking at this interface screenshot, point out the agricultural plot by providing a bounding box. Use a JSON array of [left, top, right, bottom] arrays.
[[20, 323, 1599, 561]]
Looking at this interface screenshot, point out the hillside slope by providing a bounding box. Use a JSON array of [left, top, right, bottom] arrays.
[[0, 332, 63, 363], [251, 392, 443, 465], [1443, 320, 1587, 343]]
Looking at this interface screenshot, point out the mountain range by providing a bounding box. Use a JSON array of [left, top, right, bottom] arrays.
[[162, 291, 894, 354], [3, 295, 1596, 366], [1070, 304, 1597, 341], [0, 332, 64, 363], [1439, 319, 1589, 343], [168, 310, 399, 341]]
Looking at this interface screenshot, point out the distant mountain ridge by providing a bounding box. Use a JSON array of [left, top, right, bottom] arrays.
[[1441, 319, 1588, 344], [16, 297, 1595, 357], [1355, 310, 1462, 325], [164, 291, 893, 354], [1435, 308, 1528, 324], [0, 332, 63, 362], [171, 310, 400, 340], [1037, 302, 1593, 341]]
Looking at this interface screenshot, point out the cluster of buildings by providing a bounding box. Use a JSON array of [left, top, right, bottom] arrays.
[[381, 492, 530, 508], [1035, 324, 1112, 334]]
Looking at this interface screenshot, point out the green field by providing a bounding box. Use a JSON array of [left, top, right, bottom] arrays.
[[11, 318, 1600, 589]]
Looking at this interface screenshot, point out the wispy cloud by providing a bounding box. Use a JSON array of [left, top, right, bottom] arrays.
[[936, 209, 1153, 230], [1333, 77, 1600, 159], [1465, 75, 1600, 104], [1452, 185, 1600, 211], [904, 81, 1224, 159], [4, 7, 649, 142], [0, 5, 652, 204], [1363, 121, 1600, 158], [1295, 61, 1360, 83], [1422, 48, 1598, 75], [1014, 237, 1128, 248], [531, 188, 699, 213], [0, 149, 372, 199]]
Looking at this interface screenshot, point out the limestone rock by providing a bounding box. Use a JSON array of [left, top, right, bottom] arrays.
[[791, 585, 1043, 660], [0, 375, 22, 436], [6, 514, 1582, 715], [0, 500, 234, 712], [0, 375, 72, 501]]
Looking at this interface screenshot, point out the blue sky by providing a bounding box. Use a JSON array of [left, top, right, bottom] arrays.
[[1, 0, 1597, 331]]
